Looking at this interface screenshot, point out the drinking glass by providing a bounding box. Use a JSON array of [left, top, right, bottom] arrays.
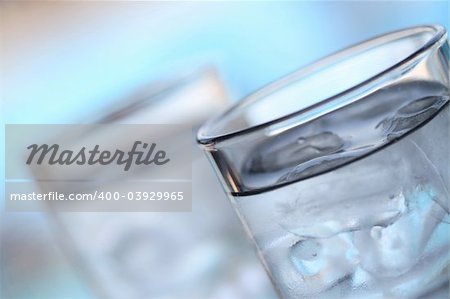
[[197, 25, 449, 298]]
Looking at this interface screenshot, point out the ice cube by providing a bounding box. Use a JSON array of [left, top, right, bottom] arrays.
[[274, 233, 357, 298], [354, 185, 448, 279], [276, 150, 409, 238]]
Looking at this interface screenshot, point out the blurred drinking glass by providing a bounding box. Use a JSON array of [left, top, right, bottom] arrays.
[[35, 69, 276, 299]]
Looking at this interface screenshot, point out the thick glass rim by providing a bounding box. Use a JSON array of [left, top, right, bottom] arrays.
[[197, 24, 447, 145]]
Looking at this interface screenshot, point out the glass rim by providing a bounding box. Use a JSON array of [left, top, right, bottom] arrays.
[[197, 24, 447, 145]]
